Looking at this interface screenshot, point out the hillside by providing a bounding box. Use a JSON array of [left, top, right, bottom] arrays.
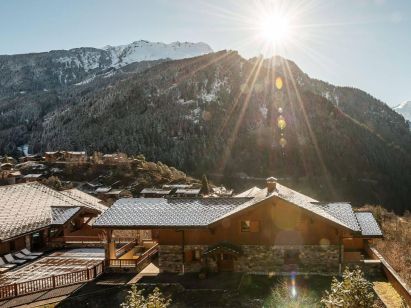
[[0, 40, 212, 96], [362, 205, 411, 287], [0, 51, 411, 212]]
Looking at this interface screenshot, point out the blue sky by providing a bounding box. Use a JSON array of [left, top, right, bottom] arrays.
[[1, 0, 410, 107]]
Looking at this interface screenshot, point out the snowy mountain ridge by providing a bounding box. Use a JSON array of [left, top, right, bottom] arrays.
[[103, 40, 213, 67], [393, 101, 411, 123], [0, 40, 213, 95]]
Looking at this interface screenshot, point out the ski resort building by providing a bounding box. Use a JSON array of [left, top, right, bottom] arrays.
[[94, 177, 383, 274], [0, 182, 107, 256]]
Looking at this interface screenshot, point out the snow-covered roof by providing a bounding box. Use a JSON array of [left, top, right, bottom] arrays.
[[0, 183, 107, 241]]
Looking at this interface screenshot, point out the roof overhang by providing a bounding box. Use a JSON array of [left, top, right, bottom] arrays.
[[93, 224, 210, 230], [0, 226, 49, 243]]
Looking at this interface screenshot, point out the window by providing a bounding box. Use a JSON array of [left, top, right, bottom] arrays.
[[241, 220, 260, 232], [241, 220, 251, 232]]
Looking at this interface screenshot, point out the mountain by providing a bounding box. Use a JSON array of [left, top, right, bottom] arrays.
[[0, 50, 410, 212], [393, 101, 411, 123], [0, 40, 212, 96]]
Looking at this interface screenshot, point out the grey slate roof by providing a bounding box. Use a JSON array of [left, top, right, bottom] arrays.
[[93, 198, 253, 228], [175, 188, 201, 195], [93, 183, 383, 238], [316, 202, 361, 232], [232, 184, 358, 231], [140, 188, 172, 195], [51, 207, 81, 225], [355, 212, 383, 237], [0, 183, 107, 241]]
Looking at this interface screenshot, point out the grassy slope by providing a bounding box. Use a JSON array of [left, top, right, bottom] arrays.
[[362, 205, 411, 286]]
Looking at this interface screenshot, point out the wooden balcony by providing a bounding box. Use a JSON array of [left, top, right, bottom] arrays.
[[0, 261, 104, 300], [109, 243, 159, 271]]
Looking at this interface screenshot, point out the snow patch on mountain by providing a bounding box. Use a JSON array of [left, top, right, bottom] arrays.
[[104, 40, 212, 68], [393, 101, 411, 123]]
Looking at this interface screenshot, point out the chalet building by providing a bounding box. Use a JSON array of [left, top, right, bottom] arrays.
[[211, 186, 234, 197], [174, 188, 201, 197], [94, 178, 383, 275], [23, 173, 44, 182], [0, 163, 13, 171], [18, 154, 43, 163], [102, 153, 129, 164], [0, 170, 21, 185], [0, 183, 107, 256], [64, 151, 87, 163], [45, 151, 87, 163], [162, 184, 193, 190], [96, 187, 132, 202], [45, 151, 65, 162], [140, 188, 173, 198]]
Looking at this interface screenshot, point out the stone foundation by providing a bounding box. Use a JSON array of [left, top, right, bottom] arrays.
[[158, 244, 340, 274], [235, 245, 339, 274], [158, 245, 183, 273]]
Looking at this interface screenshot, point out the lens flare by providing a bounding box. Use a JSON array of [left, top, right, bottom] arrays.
[[279, 137, 287, 148], [291, 271, 297, 298], [277, 115, 287, 130], [259, 12, 291, 46], [275, 76, 283, 90]]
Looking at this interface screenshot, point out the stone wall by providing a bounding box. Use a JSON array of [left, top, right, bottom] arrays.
[[234, 245, 340, 274], [158, 244, 340, 274], [159, 245, 211, 273], [158, 245, 183, 273]]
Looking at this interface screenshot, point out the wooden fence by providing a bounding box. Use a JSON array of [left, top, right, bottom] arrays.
[[0, 261, 104, 300], [50, 235, 105, 244], [367, 247, 411, 305]]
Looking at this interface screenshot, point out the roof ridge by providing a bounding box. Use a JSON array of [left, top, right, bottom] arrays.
[[30, 182, 100, 210]]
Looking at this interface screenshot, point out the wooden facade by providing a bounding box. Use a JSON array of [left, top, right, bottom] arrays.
[[156, 199, 344, 247]]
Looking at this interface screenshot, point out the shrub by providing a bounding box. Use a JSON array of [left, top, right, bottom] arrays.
[[321, 266, 374, 308], [266, 279, 318, 307], [121, 285, 171, 308]]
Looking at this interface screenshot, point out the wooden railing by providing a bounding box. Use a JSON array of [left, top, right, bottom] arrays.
[[113, 237, 139, 244], [367, 246, 411, 305], [109, 243, 158, 270], [50, 235, 105, 244], [0, 261, 104, 300], [116, 239, 138, 258]]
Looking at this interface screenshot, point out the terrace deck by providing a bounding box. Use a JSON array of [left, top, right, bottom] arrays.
[[0, 248, 104, 286]]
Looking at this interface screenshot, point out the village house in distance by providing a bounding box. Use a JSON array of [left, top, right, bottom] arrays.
[[0, 182, 107, 256], [94, 177, 383, 274]]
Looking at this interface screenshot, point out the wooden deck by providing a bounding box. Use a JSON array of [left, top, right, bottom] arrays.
[[0, 248, 105, 300]]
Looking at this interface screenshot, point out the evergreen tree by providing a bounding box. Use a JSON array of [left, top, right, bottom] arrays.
[[321, 266, 374, 308], [201, 174, 210, 195]]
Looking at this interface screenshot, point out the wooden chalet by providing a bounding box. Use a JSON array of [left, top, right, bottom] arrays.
[[174, 188, 201, 197], [94, 177, 383, 274], [140, 188, 173, 198], [0, 183, 107, 256], [45, 151, 87, 163]]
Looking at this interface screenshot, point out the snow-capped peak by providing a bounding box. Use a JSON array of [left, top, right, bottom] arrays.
[[393, 101, 411, 123], [103, 40, 213, 68], [393, 101, 411, 110]]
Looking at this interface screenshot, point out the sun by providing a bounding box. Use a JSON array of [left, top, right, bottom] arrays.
[[259, 12, 291, 46]]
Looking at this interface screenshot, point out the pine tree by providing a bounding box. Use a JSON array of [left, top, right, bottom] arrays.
[[201, 174, 210, 195]]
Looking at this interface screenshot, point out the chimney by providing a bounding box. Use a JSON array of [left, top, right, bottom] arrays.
[[266, 177, 277, 193]]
